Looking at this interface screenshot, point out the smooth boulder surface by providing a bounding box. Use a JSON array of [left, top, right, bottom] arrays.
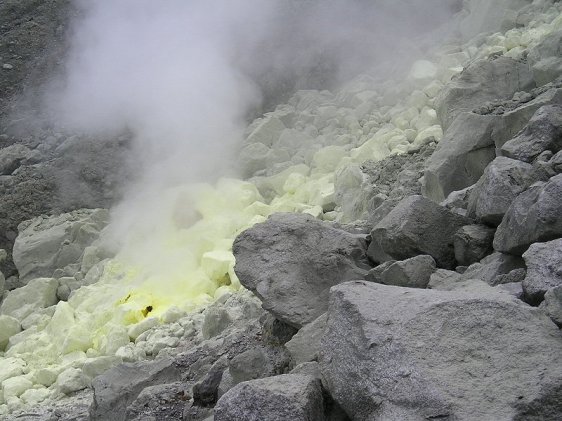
[[320, 281, 562, 421], [467, 157, 540, 225], [369, 195, 471, 269], [233, 213, 369, 328], [12, 209, 109, 283], [214, 374, 325, 421], [494, 174, 562, 254], [522, 238, 562, 305], [501, 105, 562, 163]]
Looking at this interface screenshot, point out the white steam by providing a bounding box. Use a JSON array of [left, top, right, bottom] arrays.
[[46, 0, 459, 253]]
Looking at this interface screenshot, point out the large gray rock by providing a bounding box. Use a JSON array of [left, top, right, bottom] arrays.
[[522, 239, 562, 305], [494, 174, 562, 254], [233, 213, 369, 328], [214, 374, 325, 421], [320, 281, 562, 421], [12, 208, 109, 283], [369, 196, 471, 269], [374, 255, 436, 289], [423, 113, 500, 202], [542, 285, 562, 327], [424, 87, 562, 202], [435, 57, 535, 129], [501, 105, 562, 163], [0, 144, 31, 175], [454, 224, 495, 266], [90, 357, 181, 421], [285, 313, 327, 366], [461, 252, 525, 286], [528, 30, 562, 86], [467, 157, 541, 225]]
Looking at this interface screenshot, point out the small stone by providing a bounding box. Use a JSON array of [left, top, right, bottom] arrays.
[[2, 64, 13, 70]]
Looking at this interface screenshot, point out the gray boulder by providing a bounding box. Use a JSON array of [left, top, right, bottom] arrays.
[[90, 358, 181, 421], [435, 57, 535, 129], [542, 285, 562, 327], [365, 260, 395, 283], [494, 174, 562, 254], [424, 87, 562, 202], [0, 144, 31, 175], [369, 196, 471, 269], [528, 30, 562, 86], [320, 281, 562, 421], [454, 224, 495, 266], [233, 213, 369, 328], [522, 239, 562, 305], [214, 374, 325, 421], [467, 157, 541, 225], [423, 113, 500, 202], [285, 313, 327, 366], [125, 382, 188, 421], [375, 255, 436, 289], [230, 344, 291, 385], [501, 105, 562, 163], [461, 252, 525, 286], [12, 208, 109, 283]]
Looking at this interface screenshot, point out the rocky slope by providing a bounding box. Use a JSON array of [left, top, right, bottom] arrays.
[[1, 0, 562, 420]]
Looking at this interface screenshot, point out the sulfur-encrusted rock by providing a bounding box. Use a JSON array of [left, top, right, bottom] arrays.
[[369, 196, 471, 269], [233, 213, 369, 328], [501, 105, 562, 163], [0, 315, 21, 351], [214, 374, 325, 421], [467, 157, 541, 225], [320, 281, 562, 420], [522, 239, 562, 305], [494, 174, 562, 255], [0, 277, 58, 321]]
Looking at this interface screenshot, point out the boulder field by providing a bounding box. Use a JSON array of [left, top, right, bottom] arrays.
[[1, 0, 562, 419]]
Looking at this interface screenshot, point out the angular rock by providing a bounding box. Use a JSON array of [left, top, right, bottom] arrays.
[[501, 105, 562, 163], [495, 282, 524, 300], [522, 239, 562, 305], [369, 196, 471, 269], [461, 252, 525, 286], [214, 374, 325, 421], [454, 224, 495, 266], [376, 255, 436, 288], [13, 208, 109, 283], [320, 281, 562, 421], [528, 30, 562, 85], [467, 157, 541, 225], [542, 285, 562, 327], [435, 57, 535, 129], [0, 314, 21, 351], [90, 357, 181, 421], [0, 277, 58, 321], [425, 87, 562, 202], [228, 346, 290, 386], [365, 260, 395, 283], [494, 174, 562, 254], [423, 113, 500, 201], [126, 382, 189, 421], [285, 313, 327, 366], [233, 213, 369, 328], [193, 358, 228, 407], [440, 185, 475, 216], [0, 144, 31, 175]]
